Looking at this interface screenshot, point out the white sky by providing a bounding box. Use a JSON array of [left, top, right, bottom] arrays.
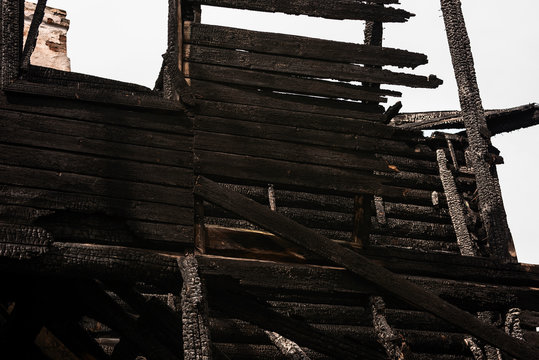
[[46, 0, 539, 263]]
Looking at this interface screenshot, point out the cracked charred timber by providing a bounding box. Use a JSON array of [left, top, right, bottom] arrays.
[[440, 0, 515, 262]]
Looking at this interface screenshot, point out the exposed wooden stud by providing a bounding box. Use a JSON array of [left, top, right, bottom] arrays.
[[195, 198, 207, 254], [352, 194, 373, 246], [436, 149, 477, 256], [179, 255, 212, 360], [445, 135, 460, 170], [370, 296, 409, 359], [374, 196, 387, 225], [268, 184, 277, 211]]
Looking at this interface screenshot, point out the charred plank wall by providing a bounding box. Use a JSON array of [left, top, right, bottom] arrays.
[[0, 90, 194, 250]]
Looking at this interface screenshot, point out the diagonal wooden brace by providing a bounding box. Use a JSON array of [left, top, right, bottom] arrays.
[[194, 176, 539, 360]]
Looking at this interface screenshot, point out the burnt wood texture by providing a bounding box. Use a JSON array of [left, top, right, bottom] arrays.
[[1, 0, 534, 359], [194, 177, 538, 360]]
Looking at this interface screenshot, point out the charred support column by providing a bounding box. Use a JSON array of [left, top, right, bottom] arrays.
[[440, 0, 514, 262], [370, 296, 409, 359], [179, 255, 212, 360]]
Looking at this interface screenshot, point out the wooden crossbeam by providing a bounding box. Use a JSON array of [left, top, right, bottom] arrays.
[[189, 0, 411, 22], [194, 176, 539, 360]]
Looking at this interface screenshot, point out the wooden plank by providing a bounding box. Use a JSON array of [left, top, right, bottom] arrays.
[[0, 108, 193, 151], [1, 123, 192, 168], [184, 22, 427, 69], [185, 62, 388, 102], [0, 166, 193, 208], [196, 151, 436, 203], [195, 150, 408, 199], [0, 92, 193, 136], [371, 218, 455, 241], [184, 45, 442, 88], [190, 80, 385, 119], [0, 143, 191, 187], [195, 115, 431, 159], [0, 202, 193, 244], [191, 0, 412, 22], [195, 131, 390, 172], [5, 80, 186, 112], [196, 100, 421, 137], [0, 186, 193, 226], [193, 176, 539, 360], [0, 0, 22, 88]]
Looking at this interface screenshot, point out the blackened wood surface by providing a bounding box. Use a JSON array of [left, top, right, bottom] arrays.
[[185, 62, 389, 103], [184, 22, 427, 69], [190, 80, 384, 119], [0, 0, 22, 87], [441, 0, 514, 261], [194, 177, 538, 360], [184, 45, 442, 88], [0, 91, 194, 249], [186, 0, 411, 22]]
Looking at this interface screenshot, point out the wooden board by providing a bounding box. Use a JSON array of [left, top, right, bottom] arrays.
[[185, 45, 442, 88], [188, 0, 412, 22], [185, 62, 389, 102], [190, 80, 385, 119], [184, 22, 427, 69]]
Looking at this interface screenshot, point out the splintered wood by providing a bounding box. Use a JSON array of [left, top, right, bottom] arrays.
[[179, 255, 212, 360]]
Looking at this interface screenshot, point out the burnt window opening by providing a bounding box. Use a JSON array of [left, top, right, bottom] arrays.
[[1, 0, 187, 106], [199, 5, 367, 44]]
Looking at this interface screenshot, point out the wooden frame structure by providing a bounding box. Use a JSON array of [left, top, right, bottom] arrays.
[[1, 0, 538, 359]]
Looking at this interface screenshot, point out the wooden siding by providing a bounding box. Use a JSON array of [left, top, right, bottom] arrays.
[[0, 90, 194, 249]]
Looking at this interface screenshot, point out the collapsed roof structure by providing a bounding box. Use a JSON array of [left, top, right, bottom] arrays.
[[1, 0, 538, 359]]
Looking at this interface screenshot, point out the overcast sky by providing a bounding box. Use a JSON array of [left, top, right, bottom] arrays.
[[46, 0, 539, 263]]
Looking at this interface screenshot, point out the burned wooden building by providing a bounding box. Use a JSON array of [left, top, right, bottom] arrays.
[[1, 0, 539, 359]]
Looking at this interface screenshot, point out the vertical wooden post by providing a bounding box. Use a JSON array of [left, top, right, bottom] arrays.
[[352, 194, 373, 247], [177, 0, 183, 73], [0, 0, 23, 88], [440, 0, 515, 262], [363, 17, 383, 99], [194, 198, 207, 254]]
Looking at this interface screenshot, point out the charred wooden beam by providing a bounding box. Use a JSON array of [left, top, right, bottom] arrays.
[[179, 255, 213, 360], [184, 45, 442, 89], [185, 62, 388, 103], [183, 22, 427, 69], [370, 296, 410, 358], [187, 0, 411, 22], [0, 0, 23, 87], [193, 176, 539, 360], [440, 0, 515, 262], [437, 149, 477, 256]]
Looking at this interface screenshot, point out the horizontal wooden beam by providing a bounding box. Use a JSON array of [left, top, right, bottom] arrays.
[[193, 176, 539, 360], [185, 62, 389, 102], [190, 0, 411, 22], [184, 22, 427, 69], [185, 45, 442, 89], [189, 80, 385, 119]]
